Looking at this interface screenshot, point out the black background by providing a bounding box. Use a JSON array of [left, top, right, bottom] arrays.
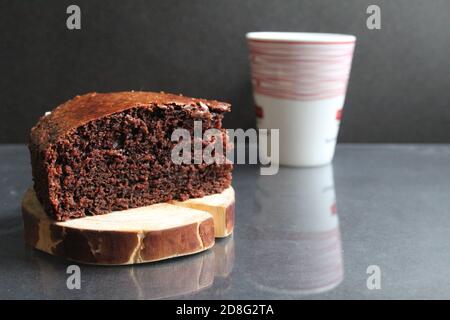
[[1, 0, 449, 143]]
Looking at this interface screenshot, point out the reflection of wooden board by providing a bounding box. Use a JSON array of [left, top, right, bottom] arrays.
[[172, 187, 235, 238], [213, 236, 235, 277], [31, 238, 236, 299], [22, 188, 215, 265]]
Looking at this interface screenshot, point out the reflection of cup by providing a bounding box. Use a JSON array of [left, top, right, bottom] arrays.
[[247, 32, 356, 166], [250, 165, 343, 295]]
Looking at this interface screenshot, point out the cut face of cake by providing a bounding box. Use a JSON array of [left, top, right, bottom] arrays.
[[29, 92, 233, 221]]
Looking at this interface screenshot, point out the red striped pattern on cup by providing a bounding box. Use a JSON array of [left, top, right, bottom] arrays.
[[248, 39, 355, 101]]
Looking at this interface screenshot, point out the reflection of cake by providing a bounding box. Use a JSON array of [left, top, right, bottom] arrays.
[[29, 92, 232, 221]]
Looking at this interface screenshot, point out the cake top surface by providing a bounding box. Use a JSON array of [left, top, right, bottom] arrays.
[[30, 91, 231, 150]]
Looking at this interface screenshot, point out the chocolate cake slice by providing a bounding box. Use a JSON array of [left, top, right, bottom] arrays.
[[29, 91, 232, 221]]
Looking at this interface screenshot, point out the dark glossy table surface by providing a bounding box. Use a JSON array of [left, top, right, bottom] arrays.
[[1, 144, 450, 299]]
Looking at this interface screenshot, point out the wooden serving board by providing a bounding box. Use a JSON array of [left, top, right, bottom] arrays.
[[171, 187, 235, 238], [22, 187, 235, 265]]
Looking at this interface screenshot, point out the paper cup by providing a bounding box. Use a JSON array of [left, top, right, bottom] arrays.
[[247, 32, 356, 166]]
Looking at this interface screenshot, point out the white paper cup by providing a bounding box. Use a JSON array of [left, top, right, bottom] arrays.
[[247, 32, 356, 166]]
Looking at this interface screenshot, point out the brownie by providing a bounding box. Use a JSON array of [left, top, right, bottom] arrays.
[[29, 91, 233, 221]]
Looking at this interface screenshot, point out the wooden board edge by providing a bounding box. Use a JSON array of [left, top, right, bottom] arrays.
[[171, 186, 235, 238], [21, 188, 215, 265]]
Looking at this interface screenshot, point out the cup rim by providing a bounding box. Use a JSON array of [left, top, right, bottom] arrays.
[[246, 32, 356, 44]]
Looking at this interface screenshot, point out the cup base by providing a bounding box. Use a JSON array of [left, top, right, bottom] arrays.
[[277, 160, 333, 168]]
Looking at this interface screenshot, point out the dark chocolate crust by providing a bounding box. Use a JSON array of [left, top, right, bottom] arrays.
[[29, 91, 232, 221], [30, 92, 231, 152]]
